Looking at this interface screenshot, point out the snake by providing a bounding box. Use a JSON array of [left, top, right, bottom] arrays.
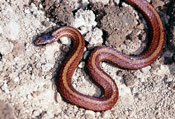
[[35, 0, 164, 111]]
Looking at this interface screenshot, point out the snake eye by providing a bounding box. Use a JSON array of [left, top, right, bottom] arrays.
[[35, 32, 57, 45]]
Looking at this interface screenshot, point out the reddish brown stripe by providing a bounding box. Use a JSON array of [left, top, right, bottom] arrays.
[[36, 0, 164, 111]]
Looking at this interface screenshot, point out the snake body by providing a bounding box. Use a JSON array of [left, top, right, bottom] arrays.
[[35, 0, 164, 111]]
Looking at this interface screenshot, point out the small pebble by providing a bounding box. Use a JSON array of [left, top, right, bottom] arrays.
[[114, 0, 120, 5], [72, 9, 97, 33], [24, 8, 30, 14], [1, 82, 10, 94], [6, 20, 20, 40], [141, 66, 151, 74], [0, 26, 3, 34], [78, 61, 85, 68], [0, 40, 14, 55], [85, 28, 103, 45], [32, 109, 42, 117], [85, 110, 95, 119], [55, 92, 62, 103], [91, 0, 109, 5], [101, 110, 111, 118], [137, 23, 144, 30], [60, 37, 71, 45], [39, 4, 43, 9]]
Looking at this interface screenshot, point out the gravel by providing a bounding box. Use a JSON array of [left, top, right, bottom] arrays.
[[0, 0, 175, 119]]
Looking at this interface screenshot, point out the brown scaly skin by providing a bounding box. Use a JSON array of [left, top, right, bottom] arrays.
[[35, 0, 164, 111]]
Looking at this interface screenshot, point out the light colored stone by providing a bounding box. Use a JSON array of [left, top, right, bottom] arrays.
[[141, 66, 151, 74], [0, 40, 14, 55], [24, 8, 30, 14], [41, 63, 54, 72], [0, 26, 3, 34], [85, 110, 95, 119], [90, 0, 109, 5], [102, 110, 111, 119], [122, 2, 129, 7], [44, 42, 60, 61], [156, 65, 170, 76], [72, 9, 97, 34], [114, 0, 120, 4], [78, 61, 85, 68], [137, 23, 144, 30], [85, 28, 103, 45], [32, 109, 42, 118], [1, 82, 10, 94], [39, 4, 43, 9], [31, 3, 38, 12], [114, 78, 134, 106], [60, 37, 71, 45], [6, 20, 20, 40]]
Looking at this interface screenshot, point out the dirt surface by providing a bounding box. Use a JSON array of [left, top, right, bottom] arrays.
[[0, 0, 175, 119]]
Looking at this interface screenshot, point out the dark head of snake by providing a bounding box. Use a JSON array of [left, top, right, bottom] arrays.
[[35, 32, 58, 45]]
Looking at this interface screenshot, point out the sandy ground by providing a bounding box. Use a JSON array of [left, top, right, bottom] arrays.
[[0, 0, 175, 119]]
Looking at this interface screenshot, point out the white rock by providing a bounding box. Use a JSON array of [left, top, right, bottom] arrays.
[[0, 26, 3, 34], [90, 0, 109, 5], [72, 9, 97, 34], [164, 78, 173, 83], [39, 4, 43, 9], [24, 8, 30, 14], [6, 20, 20, 40], [44, 42, 60, 61], [102, 110, 111, 118], [1, 82, 10, 94], [141, 66, 151, 74], [118, 82, 132, 97], [60, 37, 71, 45], [0, 40, 14, 55], [85, 28, 103, 45], [114, 78, 134, 105], [78, 61, 85, 68], [31, 3, 38, 12], [41, 63, 54, 72], [85, 110, 95, 119], [122, 2, 129, 7], [114, 0, 120, 4], [32, 109, 42, 117], [156, 65, 170, 76]]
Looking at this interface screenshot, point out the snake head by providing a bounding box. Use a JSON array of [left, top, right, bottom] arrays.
[[35, 32, 58, 45]]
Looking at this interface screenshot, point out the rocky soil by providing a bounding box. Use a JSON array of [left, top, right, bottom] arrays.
[[0, 0, 175, 119]]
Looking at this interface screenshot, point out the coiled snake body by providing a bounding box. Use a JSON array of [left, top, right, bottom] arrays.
[[35, 0, 164, 111]]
